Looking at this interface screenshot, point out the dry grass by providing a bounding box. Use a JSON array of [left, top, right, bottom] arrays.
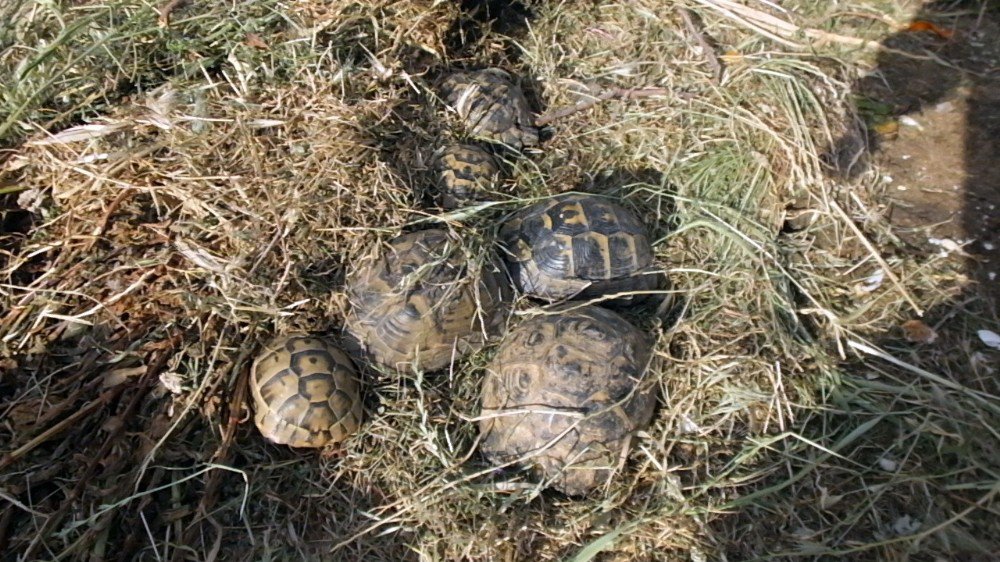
[[1, 0, 998, 560]]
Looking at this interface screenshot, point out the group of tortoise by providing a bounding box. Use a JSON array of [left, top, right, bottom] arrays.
[[250, 69, 666, 496]]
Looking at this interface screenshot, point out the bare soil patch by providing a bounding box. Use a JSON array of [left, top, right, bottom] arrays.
[[851, 3, 1000, 302]]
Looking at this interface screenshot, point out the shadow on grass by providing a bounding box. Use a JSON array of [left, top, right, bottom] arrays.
[[830, 0, 999, 300], [721, 1, 999, 559], [0, 3, 541, 561], [355, 0, 544, 216]]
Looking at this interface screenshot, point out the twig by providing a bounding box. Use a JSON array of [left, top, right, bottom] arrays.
[[157, 0, 187, 27], [168, 336, 256, 562], [536, 87, 670, 126], [691, 0, 885, 50], [0, 183, 28, 195], [0, 506, 11, 554], [0, 385, 127, 471], [19, 335, 179, 560], [84, 187, 136, 252], [678, 7, 723, 83], [28, 351, 107, 429]]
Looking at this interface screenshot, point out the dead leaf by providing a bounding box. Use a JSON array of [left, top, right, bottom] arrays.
[[175, 239, 229, 273], [3, 153, 31, 172], [160, 372, 186, 394], [245, 33, 269, 50], [5, 401, 40, 428], [818, 485, 844, 511], [101, 416, 124, 433], [902, 319, 938, 344], [27, 123, 128, 145], [905, 20, 953, 40], [872, 119, 899, 138], [103, 365, 148, 388], [720, 49, 743, 64]]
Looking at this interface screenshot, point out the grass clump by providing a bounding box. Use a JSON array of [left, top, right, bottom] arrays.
[[1, 1, 998, 561]]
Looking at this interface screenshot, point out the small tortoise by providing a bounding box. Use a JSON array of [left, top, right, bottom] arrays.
[[345, 229, 510, 374], [499, 194, 660, 301], [433, 144, 502, 210], [441, 68, 538, 151], [250, 335, 363, 448], [478, 305, 656, 495]]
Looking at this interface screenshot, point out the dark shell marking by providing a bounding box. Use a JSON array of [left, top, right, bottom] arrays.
[[500, 194, 659, 300], [433, 144, 501, 209], [479, 306, 656, 495], [441, 68, 539, 151], [250, 335, 363, 448], [345, 229, 510, 374]]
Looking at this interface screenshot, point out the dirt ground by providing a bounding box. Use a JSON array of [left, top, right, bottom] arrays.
[[850, 2, 1000, 303]]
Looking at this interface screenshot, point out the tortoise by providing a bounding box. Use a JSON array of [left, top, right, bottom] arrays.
[[250, 335, 364, 448], [499, 194, 661, 301], [345, 229, 510, 374], [441, 68, 539, 151], [478, 305, 656, 495], [433, 143, 502, 210]]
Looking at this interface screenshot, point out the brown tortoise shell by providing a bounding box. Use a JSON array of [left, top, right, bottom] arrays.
[[250, 335, 363, 448], [499, 194, 660, 301], [478, 305, 656, 495], [441, 68, 539, 151], [345, 229, 510, 374], [433, 144, 501, 210]]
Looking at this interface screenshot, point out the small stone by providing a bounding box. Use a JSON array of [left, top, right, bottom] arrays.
[[878, 458, 898, 471], [892, 515, 921, 535], [978, 330, 1000, 350], [935, 101, 954, 113], [899, 115, 923, 129]]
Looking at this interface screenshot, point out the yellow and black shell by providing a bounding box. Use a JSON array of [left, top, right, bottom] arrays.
[[441, 68, 538, 151], [250, 335, 364, 448], [478, 305, 656, 495], [345, 229, 510, 374], [499, 194, 659, 301], [433, 144, 502, 210]]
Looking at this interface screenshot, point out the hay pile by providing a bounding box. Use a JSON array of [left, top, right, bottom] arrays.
[[2, 0, 997, 560]]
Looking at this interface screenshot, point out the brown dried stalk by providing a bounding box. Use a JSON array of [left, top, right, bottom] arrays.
[[678, 7, 723, 83], [536, 87, 671, 126]]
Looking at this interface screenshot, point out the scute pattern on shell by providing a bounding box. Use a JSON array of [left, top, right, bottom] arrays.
[[345, 229, 510, 374], [250, 335, 363, 448], [478, 306, 656, 495], [441, 68, 539, 150], [433, 144, 501, 210], [499, 194, 659, 300]]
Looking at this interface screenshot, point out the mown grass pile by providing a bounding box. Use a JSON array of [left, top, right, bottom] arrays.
[[1, 0, 997, 560]]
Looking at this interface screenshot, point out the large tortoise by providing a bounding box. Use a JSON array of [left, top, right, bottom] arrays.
[[441, 68, 539, 151], [499, 194, 661, 301], [250, 335, 364, 448], [478, 305, 657, 495], [345, 229, 510, 374]]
